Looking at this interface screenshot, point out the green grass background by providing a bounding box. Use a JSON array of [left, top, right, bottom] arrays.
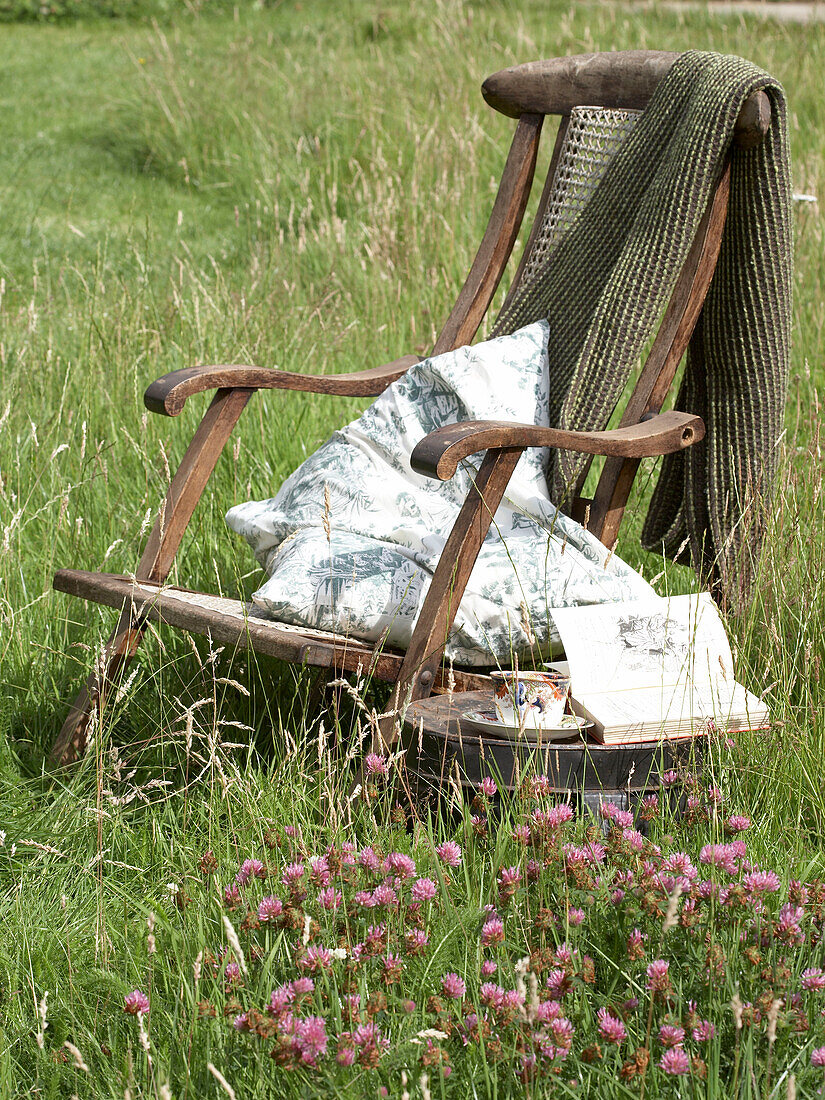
[[0, 0, 824, 1095]]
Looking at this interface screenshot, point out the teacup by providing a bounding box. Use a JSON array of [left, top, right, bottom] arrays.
[[490, 669, 571, 730]]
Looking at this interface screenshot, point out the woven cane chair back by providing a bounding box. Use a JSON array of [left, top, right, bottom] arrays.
[[496, 105, 642, 332]]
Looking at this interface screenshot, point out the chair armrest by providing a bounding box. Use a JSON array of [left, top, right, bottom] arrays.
[[411, 410, 704, 479], [144, 354, 423, 416]]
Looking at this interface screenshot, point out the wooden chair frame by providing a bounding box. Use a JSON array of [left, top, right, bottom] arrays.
[[51, 51, 771, 765]]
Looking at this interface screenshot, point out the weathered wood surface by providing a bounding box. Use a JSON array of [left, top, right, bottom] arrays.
[[482, 52, 679, 117], [53, 570, 405, 679], [588, 162, 732, 546], [411, 410, 705, 482], [432, 113, 543, 355], [482, 53, 772, 149], [51, 570, 491, 687], [404, 690, 705, 793], [734, 89, 772, 148], [138, 388, 253, 581], [144, 354, 422, 417]]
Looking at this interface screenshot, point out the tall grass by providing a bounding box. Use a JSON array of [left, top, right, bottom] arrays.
[[0, 0, 823, 1095]]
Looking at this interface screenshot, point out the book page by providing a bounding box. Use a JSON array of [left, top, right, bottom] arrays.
[[551, 593, 734, 697], [573, 677, 766, 733]]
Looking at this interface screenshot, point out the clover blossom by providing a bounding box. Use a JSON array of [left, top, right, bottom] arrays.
[[599, 801, 634, 828], [481, 982, 505, 1008], [621, 827, 646, 851], [411, 877, 437, 902], [383, 953, 404, 982], [743, 869, 781, 895], [527, 775, 551, 797], [441, 973, 466, 999], [498, 865, 522, 890], [545, 804, 574, 827], [550, 1016, 574, 1050], [658, 1024, 685, 1048], [235, 858, 266, 886], [364, 753, 389, 777], [662, 852, 698, 882], [627, 928, 645, 960], [358, 847, 383, 873], [371, 883, 398, 908], [387, 852, 416, 879], [435, 841, 462, 868], [481, 915, 505, 945], [124, 990, 150, 1016], [535, 1000, 563, 1024], [308, 856, 331, 887], [405, 929, 429, 954], [258, 895, 283, 922], [596, 1008, 626, 1044], [693, 1020, 716, 1041], [659, 1047, 690, 1074], [292, 1015, 328, 1066], [802, 968, 825, 992], [646, 959, 670, 992], [546, 969, 569, 997], [317, 887, 343, 910], [563, 841, 606, 868], [777, 902, 805, 943], [699, 843, 743, 876], [281, 862, 305, 886], [269, 984, 294, 1014], [299, 946, 333, 973]]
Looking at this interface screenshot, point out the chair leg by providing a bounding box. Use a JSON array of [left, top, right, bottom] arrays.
[[51, 386, 253, 765], [348, 447, 523, 802], [50, 609, 146, 766]]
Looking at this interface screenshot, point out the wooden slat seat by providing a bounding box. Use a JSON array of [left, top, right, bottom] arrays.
[[54, 568, 404, 679], [53, 568, 491, 690]]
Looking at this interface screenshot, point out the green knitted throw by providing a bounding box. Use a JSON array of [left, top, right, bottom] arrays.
[[493, 51, 792, 602]]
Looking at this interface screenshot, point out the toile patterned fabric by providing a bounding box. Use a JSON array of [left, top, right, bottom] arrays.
[[226, 321, 654, 667]]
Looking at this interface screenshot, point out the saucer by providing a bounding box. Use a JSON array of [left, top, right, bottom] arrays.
[[461, 709, 591, 741]]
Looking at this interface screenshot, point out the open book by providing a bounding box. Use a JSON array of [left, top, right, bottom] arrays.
[[549, 594, 769, 744]]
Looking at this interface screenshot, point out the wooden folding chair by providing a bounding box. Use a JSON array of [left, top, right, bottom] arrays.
[[51, 50, 771, 765]]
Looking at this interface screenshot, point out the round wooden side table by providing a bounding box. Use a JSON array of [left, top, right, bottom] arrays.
[[403, 690, 705, 816]]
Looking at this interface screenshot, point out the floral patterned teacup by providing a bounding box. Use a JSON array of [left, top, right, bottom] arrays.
[[490, 670, 572, 729]]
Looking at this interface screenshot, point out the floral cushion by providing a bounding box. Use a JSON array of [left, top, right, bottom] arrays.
[[225, 321, 653, 667]]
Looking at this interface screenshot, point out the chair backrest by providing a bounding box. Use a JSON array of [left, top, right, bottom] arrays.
[[431, 51, 769, 549], [497, 104, 643, 319]]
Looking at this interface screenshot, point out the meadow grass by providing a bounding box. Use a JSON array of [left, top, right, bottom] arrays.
[[0, 1, 824, 1095]]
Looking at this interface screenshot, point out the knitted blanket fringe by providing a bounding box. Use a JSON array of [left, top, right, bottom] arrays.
[[493, 50, 793, 602]]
